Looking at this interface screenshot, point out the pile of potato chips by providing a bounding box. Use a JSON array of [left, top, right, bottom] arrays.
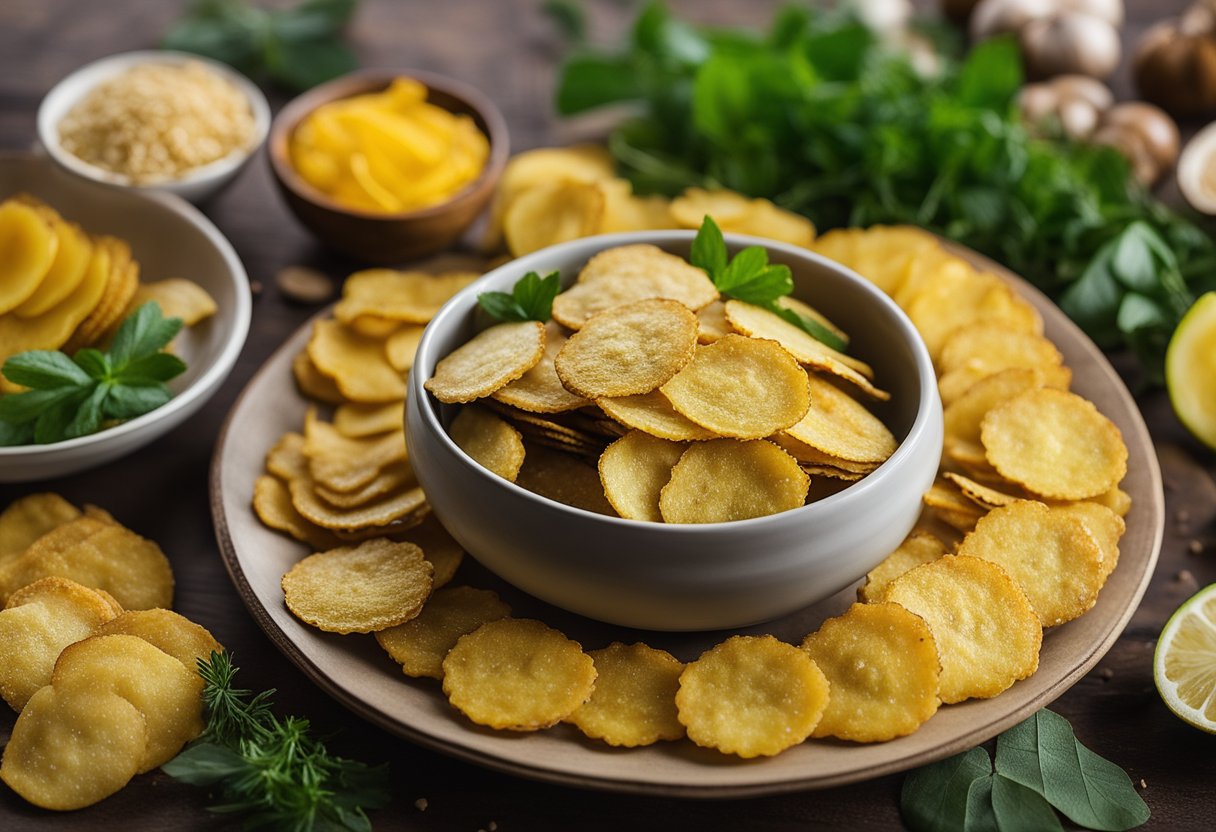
[[0, 493, 220, 809], [0, 194, 217, 395]]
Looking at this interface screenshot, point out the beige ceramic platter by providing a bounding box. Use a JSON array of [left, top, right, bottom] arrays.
[[211, 251, 1163, 797]]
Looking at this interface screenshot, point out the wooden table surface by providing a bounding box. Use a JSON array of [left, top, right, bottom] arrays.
[[1, 1, 1213, 829]]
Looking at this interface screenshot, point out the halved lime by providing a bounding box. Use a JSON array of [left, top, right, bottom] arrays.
[[1154, 583, 1216, 733], [1166, 292, 1216, 451]]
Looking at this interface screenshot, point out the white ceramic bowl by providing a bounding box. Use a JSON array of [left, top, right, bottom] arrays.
[[37, 50, 270, 204], [0, 152, 251, 481], [406, 231, 943, 631]]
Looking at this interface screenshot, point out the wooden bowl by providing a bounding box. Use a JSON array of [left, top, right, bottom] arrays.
[[268, 70, 508, 263]]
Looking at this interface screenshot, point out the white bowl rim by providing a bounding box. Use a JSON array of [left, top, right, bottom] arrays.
[[36, 49, 271, 190], [0, 184, 252, 459], [411, 229, 941, 533]]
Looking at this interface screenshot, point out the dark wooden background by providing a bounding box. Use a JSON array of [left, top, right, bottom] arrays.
[[1, 1, 1213, 829]]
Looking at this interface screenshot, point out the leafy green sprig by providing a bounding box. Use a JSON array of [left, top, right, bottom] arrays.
[[478, 270, 562, 323], [0, 302, 186, 446], [902, 709, 1149, 832], [163, 651, 389, 832]]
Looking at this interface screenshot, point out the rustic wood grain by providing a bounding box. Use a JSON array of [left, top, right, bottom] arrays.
[[1, 0, 1213, 829]]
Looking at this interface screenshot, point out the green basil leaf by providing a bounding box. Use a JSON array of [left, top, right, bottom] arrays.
[[964, 776, 1000, 832], [990, 774, 1064, 832], [690, 215, 727, 278], [477, 291, 529, 323], [0, 420, 34, 447], [1059, 256, 1122, 348], [901, 746, 992, 832], [2, 350, 91, 390], [119, 352, 188, 385], [723, 264, 794, 305], [64, 383, 110, 439], [513, 271, 561, 321], [955, 36, 1021, 110], [556, 54, 641, 114], [1109, 225, 1159, 294], [73, 348, 110, 380], [33, 395, 86, 445], [0, 387, 82, 425], [632, 1, 709, 68], [109, 302, 183, 367], [162, 5, 263, 74], [716, 246, 770, 293], [104, 383, 173, 420]]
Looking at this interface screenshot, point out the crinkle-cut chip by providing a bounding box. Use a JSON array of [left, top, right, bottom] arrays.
[[97, 609, 222, 671], [492, 322, 590, 413], [882, 555, 1041, 703], [1052, 502, 1125, 582], [442, 618, 597, 730], [291, 350, 346, 404], [943, 472, 1025, 510], [676, 635, 829, 758], [514, 442, 617, 516], [939, 362, 1072, 407], [335, 270, 478, 325], [0, 199, 57, 315], [660, 334, 811, 439], [598, 431, 686, 522], [0, 516, 173, 610], [696, 300, 732, 344], [0, 685, 146, 810], [566, 642, 685, 747], [597, 390, 717, 441], [123, 278, 217, 327], [376, 586, 510, 679], [0, 577, 118, 711], [0, 492, 80, 567], [598, 178, 674, 233], [51, 634, 203, 772], [857, 532, 949, 603], [67, 238, 139, 353], [314, 463, 415, 509], [11, 206, 90, 319], [801, 602, 940, 742], [939, 323, 1062, 377], [905, 269, 1042, 362], [290, 472, 427, 531], [334, 401, 406, 438], [393, 514, 465, 589], [307, 318, 405, 403], [555, 298, 698, 399], [659, 439, 809, 524], [384, 325, 426, 373], [783, 373, 897, 463], [282, 539, 432, 634], [981, 388, 1128, 500], [425, 320, 545, 404], [943, 367, 1061, 450], [956, 501, 1105, 627], [449, 405, 525, 482], [304, 408, 406, 492], [722, 299, 872, 378], [811, 225, 942, 298], [504, 179, 605, 257]]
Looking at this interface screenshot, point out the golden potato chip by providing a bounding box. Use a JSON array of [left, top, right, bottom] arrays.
[[291, 350, 346, 404], [939, 323, 1062, 376], [1078, 486, 1132, 518], [384, 325, 426, 373], [376, 586, 510, 679], [335, 270, 478, 326], [313, 463, 414, 509], [598, 431, 686, 522], [696, 299, 732, 344], [0, 685, 146, 810], [442, 618, 597, 730], [492, 321, 589, 413], [928, 505, 984, 535], [425, 320, 545, 404], [939, 362, 1072, 408], [0, 199, 57, 315], [882, 555, 1041, 703], [956, 501, 1105, 626], [676, 635, 829, 758], [346, 313, 401, 339], [943, 367, 1062, 453], [923, 478, 986, 517], [388, 514, 464, 588], [290, 473, 428, 531], [782, 373, 897, 464], [514, 442, 617, 516], [810, 225, 942, 298], [124, 278, 218, 326], [504, 179, 605, 257], [252, 474, 342, 550], [555, 298, 698, 399], [724, 199, 817, 248], [449, 405, 525, 482], [97, 609, 222, 671], [0, 516, 173, 610], [597, 178, 674, 233], [0, 577, 118, 711], [308, 318, 405, 403], [660, 334, 810, 439], [659, 439, 809, 524], [802, 602, 940, 742], [943, 472, 1024, 510], [857, 532, 948, 603], [981, 388, 1128, 500], [282, 538, 433, 634], [669, 187, 754, 228], [1052, 502, 1125, 582], [66, 237, 139, 352], [10, 205, 91, 319], [597, 390, 717, 441], [304, 408, 406, 492], [903, 268, 1042, 361], [551, 244, 718, 330], [0, 492, 81, 567], [334, 401, 405, 438], [566, 642, 685, 747]]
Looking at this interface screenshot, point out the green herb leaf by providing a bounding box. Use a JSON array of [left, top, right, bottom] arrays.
[[478, 271, 561, 323], [120, 352, 188, 385], [954, 37, 1022, 110], [690, 215, 728, 276], [991, 774, 1065, 832], [65, 384, 109, 440], [542, 0, 587, 44], [109, 302, 183, 367], [964, 775, 999, 832], [0, 387, 83, 426], [1, 351, 91, 390], [104, 383, 173, 421], [73, 348, 110, 380], [34, 396, 85, 445], [0, 420, 34, 447], [556, 53, 643, 115], [901, 745, 992, 832], [161, 742, 247, 784]]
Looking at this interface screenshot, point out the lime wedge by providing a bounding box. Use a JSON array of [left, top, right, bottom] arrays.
[[1166, 292, 1216, 451], [1154, 583, 1216, 733]]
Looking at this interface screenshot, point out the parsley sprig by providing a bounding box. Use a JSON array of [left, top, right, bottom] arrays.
[[478, 270, 561, 322], [690, 216, 848, 352], [163, 651, 389, 832], [0, 302, 187, 446]]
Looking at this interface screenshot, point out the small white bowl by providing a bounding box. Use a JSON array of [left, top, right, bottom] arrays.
[[37, 50, 270, 204], [406, 231, 943, 631], [0, 152, 251, 481]]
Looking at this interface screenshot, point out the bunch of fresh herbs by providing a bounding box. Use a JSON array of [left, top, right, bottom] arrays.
[[479, 270, 562, 322], [556, 2, 1216, 382]]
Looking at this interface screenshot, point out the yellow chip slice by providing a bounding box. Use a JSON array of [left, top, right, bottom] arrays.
[[304, 408, 407, 493], [696, 299, 732, 344], [425, 320, 545, 404], [504, 179, 605, 257], [1049, 501, 1125, 582], [291, 350, 346, 404], [376, 586, 511, 679], [442, 618, 597, 730], [857, 532, 948, 603], [597, 178, 673, 233], [956, 501, 1106, 626], [313, 463, 414, 509], [598, 431, 686, 522], [783, 373, 897, 463], [0, 199, 57, 315], [942, 367, 1061, 454], [252, 474, 343, 550], [660, 439, 809, 524], [12, 214, 91, 320], [801, 602, 941, 742], [722, 298, 873, 379], [334, 401, 405, 438], [307, 318, 405, 403], [282, 538, 433, 634], [0, 492, 81, 568], [669, 187, 754, 228], [596, 390, 717, 441], [66, 238, 139, 352], [903, 268, 1042, 362], [389, 514, 465, 588], [676, 635, 829, 758], [514, 442, 617, 516], [334, 269, 478, 325], [449, 405, 525, 482], [96, 609, 222, 672], [943, 472, 1025, 510], [566, 642, 685, 747], [660, 334, 810, 438], [384, 325, 426, 373], [492, 321, 590, 413], [939, 323, 1063, 376], [554, 298, 698, 399], [883, 556, 1041, 703], [810, 224, 942, 298], [124, 277, 218, 326], [981, 388, 1128, 500]]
